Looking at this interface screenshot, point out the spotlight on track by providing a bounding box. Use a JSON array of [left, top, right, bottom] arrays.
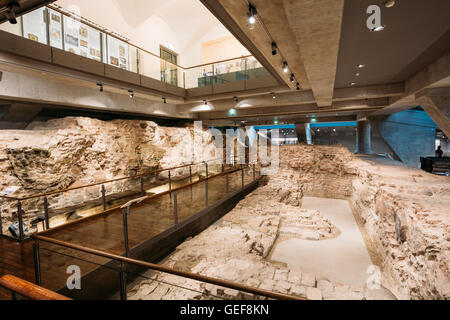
[[233, 96, 239, 103], [271, 42, 278, 56], [296, 82, 301, 91], [290, 74, 295, 83], [6, 1, 20, 24], [271, 92, 276, 99], [128, 90, 134, 98], [97, 83, 103, 92], [162, 97, 167, 104], [247, 3, 257, 25], [282, 61, 289, 73], [203, 99, 208, 105]]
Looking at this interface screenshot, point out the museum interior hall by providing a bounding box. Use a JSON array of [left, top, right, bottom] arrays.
[[0, 0, 448, 302]]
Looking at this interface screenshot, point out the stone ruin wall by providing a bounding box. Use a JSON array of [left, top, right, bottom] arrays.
[[274, 145, 449, 300], [0, 117, 218, 234]]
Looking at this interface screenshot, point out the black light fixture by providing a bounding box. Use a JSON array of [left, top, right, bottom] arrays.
[[271, 92, 276, 99], [296, 82, 301, 91], [6, 1, 20, 24], [290, 73, 295, 83], [162, 97, 167, 104], [282, 61, 289, 73], [128, 90, 134, 98], [247, 3, 257, 25], [203, 99, 208, 105], [97, 83, 103, 92], [271, 42, 278, 56], [233, 96, 239, 102]]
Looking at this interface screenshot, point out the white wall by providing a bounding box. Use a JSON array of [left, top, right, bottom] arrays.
[[55, 0, 248, 67]]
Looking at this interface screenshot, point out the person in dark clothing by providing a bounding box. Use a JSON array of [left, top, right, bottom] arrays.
[[436, 146, 443, 158]]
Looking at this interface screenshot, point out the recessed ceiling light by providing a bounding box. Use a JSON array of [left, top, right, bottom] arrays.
[[384, 0, 395, 8], [371, 25, 385, 32], [357, 64, 366, 69], [355, 73, 360, 77], [351, 82, 356, 86]]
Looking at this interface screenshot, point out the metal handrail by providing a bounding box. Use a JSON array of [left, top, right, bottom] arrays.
[[36, 163, 251, 236], [1, 157, 227, 202], [32, 234, 304, 301]]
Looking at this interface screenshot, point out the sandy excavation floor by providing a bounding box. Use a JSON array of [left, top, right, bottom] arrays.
[[270, 197, 373, 287]]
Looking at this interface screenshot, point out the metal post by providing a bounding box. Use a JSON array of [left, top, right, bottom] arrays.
[[189, 166, 192, 183], [168, 170, 172, 191], [118, 261, 127, 301], [17, 201, 24, 241], [32, 240, 41, 286], [101, 185, 106, 210], [253, 164, 256, 181], [140, 176, 145, 196], [226, 172, 229, 194], [44, 197, 50, 230], [122, 207, 130, 257], [205, 179, 209, 208], [173, 191, 178, 225], [205, 162, 208, 178], [241, 167, 245, 188]]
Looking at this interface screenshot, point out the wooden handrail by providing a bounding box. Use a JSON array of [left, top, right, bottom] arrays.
[[32, 234, 305, 301], [0, 275, 71, 300]]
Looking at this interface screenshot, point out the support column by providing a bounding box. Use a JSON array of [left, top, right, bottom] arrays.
[[416, 87, 450, 138], [356, 120, 372, 154]]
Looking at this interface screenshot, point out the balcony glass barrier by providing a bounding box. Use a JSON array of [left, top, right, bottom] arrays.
[[0, 5, 270, 90]]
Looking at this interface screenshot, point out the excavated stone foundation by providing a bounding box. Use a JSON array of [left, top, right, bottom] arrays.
[[0, 117, 218, 234], [128, 144, 449, 300]]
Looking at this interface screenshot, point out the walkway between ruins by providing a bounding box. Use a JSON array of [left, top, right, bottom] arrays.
[[271, 197, 373, 287]]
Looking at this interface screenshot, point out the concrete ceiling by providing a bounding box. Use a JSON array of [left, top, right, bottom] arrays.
[[197, 0, 450, 126], [335, 0, 450, 88]]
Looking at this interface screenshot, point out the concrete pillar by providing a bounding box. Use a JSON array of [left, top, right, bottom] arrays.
[[416, 87, 450, 138], [295, 123, 312, 144], [356, 120, 372, 154]]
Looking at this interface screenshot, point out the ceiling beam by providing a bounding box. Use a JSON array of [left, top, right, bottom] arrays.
[[282, 0, 345, 107], [198, 98, 388, 120], [183, 83, 403, 113]]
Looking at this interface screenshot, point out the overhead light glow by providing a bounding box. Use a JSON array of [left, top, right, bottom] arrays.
[[351, 82, 356, 86], [247, 4, 257, 25], [384, 0, 395, 8], [228, 108, 237, 117], [371, 25, 385, 32], [357, 64, 366, 69], [282, 61, 289, 73]]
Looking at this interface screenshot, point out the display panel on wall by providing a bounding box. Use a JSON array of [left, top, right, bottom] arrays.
[[63, 15, 101, 60], [107, 35, 129, 70], [22, 6, 48, 45], [48, 8, 62, 49]]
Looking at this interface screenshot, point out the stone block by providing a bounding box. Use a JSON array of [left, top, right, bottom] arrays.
[[301, 273, 316, 287], [306, 287, 323, 300]]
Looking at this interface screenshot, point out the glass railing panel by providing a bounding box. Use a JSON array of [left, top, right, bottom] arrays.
[[129, 46, 139, 73], [47, 8, 63, 49], [22, 6, 48, 45], [139, 49, 164, 81], [106, 34, 131, 71], [246, 56, 271, 79], [185, 65, 214, 89], [0, 16, 22, 36], [213, 57, 248, 85], [162, 60, 184, 88]]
